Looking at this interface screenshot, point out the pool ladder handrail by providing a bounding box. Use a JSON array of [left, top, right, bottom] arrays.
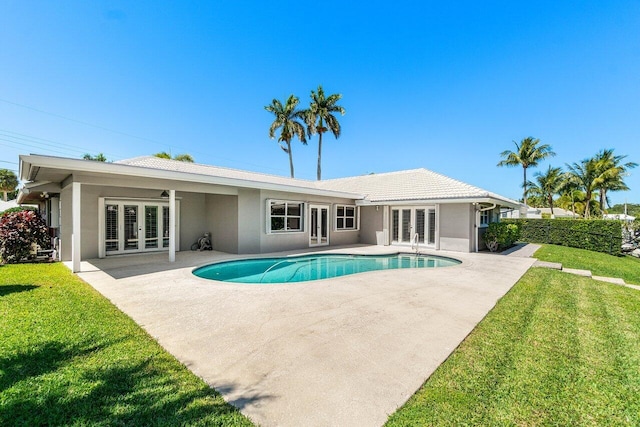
[[411, 233, 421, 255]]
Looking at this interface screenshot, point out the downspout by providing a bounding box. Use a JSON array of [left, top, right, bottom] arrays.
[[475, 203, 497, 253]]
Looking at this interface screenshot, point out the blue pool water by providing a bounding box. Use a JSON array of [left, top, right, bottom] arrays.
[[193, 253, 461, 284]]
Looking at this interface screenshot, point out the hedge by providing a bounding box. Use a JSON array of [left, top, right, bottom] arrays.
[[502, 218, 623, 256], [483, 222, 520, 252]]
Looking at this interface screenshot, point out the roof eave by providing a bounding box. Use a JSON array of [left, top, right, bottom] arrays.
[[19, 154, 363, 200], [357, 196, 521, 208]]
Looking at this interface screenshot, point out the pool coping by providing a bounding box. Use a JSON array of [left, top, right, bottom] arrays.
[[191, 251, 463, 284]]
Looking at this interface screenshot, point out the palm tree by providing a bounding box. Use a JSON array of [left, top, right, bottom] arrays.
[[526, 166, 564, 215], [593, 149, 637, 214], [83, 153, 107, 162], [172, 154, 194, 162], [566, 157, 601, 218], [557, 189, 594, 217], [0, 169, 19, 201], [265, 95, 307, 178], [153, 152, 194, 162], [497, 137, 555, 206], [305, 86, 345, 180]]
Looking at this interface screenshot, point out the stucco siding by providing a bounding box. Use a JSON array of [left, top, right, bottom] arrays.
[[178, 192, 206, 251], [359, 206, 384, 245], [258, 190, 360, 253], [439, 203, 474, 252], [65, 184, 206, 259], [59, 186, 72, 261], [237, 189, 261, 254], [206, 194, 238, 253]]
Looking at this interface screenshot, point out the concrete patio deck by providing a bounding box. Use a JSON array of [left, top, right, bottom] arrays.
[[75, 245, 536, 427]]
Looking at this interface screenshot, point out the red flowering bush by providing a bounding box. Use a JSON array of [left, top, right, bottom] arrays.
[[0, 209, 50, 263]]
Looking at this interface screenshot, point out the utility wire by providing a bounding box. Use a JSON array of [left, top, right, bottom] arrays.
[[0, 98, 293, 175], [0, 97, 161, 145]]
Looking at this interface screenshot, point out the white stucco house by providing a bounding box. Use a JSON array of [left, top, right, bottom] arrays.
[[501, 206, 579, 219], [17, 154, 520, 272], [603, 213, 635, 222]]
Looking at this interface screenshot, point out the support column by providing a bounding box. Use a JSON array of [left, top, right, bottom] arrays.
[[169, 190, 176, 263], [72, 182, 81, 272]]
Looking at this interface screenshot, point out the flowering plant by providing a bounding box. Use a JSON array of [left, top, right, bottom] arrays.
[[0, 209, 50, 263]]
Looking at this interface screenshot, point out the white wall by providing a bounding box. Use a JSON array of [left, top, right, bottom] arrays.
[[238, 188, 262, 254], [206, 194, 238, 253], [438, 203, 474, 252], [359, 206, 384, 245]]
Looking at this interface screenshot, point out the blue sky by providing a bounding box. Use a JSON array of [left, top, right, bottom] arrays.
[[1, 1, 639, 206]]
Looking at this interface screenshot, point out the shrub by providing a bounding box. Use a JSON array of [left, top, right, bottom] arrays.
[[0, 206, 36, 216], [0, 210, 50, 264], [502, 218, 622, 256], [483, 222, 520, 252]]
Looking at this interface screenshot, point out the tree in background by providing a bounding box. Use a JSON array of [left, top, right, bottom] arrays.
[[592, 149, 637, 214], [497, 137, 556, 206], [525, 165, 565, 215], [608, 203, 640, 217], [566, 157, 602, 218], [0, 169, 19, 201], [82, 153, 107, 162], [265, 95, 307, 178], [304, 85, 345, 180], [153, 152, 194, 162]]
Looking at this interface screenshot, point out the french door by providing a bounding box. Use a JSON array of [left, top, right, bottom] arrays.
[[309, 204, 329, 247], [391, 207, 436, 245], [102, 200, 179, 255]]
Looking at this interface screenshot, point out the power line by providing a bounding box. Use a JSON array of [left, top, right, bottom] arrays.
[[0, 97, 163, 145], [0, 98, 293, 175], [0, 129, 128, 161]]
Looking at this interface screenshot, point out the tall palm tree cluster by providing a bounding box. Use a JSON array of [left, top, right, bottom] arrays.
[[265, 85, 345, 179], [498, 138, 637, 218]]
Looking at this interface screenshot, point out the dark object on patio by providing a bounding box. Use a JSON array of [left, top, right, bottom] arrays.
[[191, 232, 212, 251]]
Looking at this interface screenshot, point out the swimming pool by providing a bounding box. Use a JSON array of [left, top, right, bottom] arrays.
[[193, 253, 461, 284]]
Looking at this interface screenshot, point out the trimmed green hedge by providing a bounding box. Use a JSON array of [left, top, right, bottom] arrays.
[[502, 218, 623, 256]]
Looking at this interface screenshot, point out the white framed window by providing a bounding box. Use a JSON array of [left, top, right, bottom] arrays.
[[480, 210, 490, 227], [335, 205, 358, 231], [267, 200, 304, 233]]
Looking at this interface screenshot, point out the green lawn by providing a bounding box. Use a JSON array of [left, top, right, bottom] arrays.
[[4, 250, 640, 426], [387, 267, 640, 426], [534, 243, 640, 285], [0, 263, 253, 426]]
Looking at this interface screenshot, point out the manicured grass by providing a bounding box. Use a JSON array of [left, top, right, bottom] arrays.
[[0, 263, 254, 426], [386, 268, 640, 426], [534, 243, 640, 285]]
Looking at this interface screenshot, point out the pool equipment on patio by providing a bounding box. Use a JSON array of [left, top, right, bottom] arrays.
[[191, 232, 212, 251]]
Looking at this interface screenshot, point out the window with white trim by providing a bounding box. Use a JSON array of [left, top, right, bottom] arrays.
[[335, 205, 358, 230], [480, 210, 490, 227], [267, 200, 304, 233]]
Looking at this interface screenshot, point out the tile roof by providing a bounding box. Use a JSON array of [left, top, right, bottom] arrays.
[[317, 168, 517, 204], [115, 156, 329, 192], [114, 157, 517, 205]]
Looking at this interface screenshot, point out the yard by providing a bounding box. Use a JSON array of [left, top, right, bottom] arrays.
[[2, 245, 639, 426], [0, 263, 252, 426]]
